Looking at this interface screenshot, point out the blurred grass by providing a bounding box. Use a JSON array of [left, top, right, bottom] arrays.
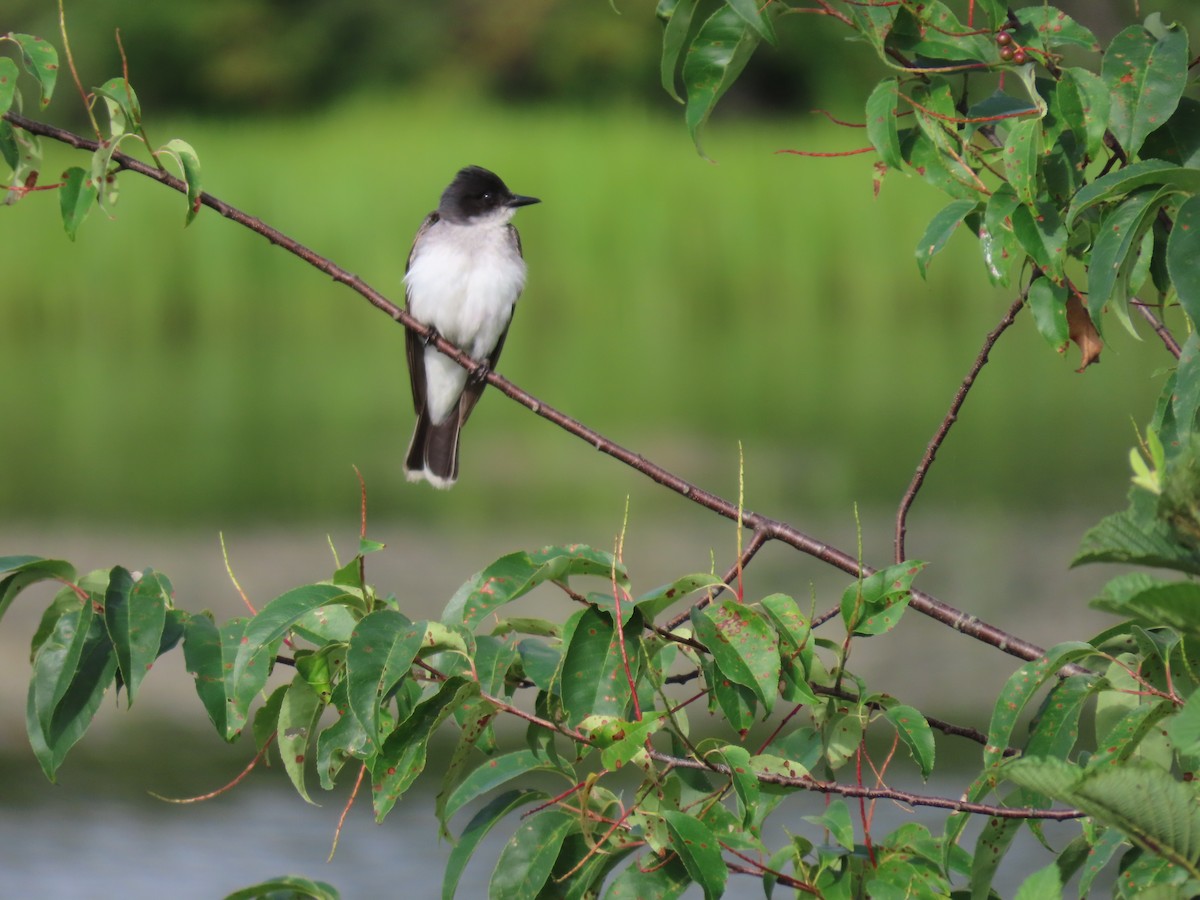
[[0, 93, 1171, 527]]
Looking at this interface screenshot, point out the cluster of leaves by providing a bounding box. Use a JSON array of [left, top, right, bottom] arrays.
[[2, 545, 948, 897], [1, 30, 200, 237], [662, 1, 1199, 373], [655, 1, 1200, 896], [6, 533, 1200, 898]]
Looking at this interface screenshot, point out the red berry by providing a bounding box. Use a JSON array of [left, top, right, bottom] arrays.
[[999, 46, 1014, 61], [996, 32, 1013, 46], [1013, 48, 1028, 64]]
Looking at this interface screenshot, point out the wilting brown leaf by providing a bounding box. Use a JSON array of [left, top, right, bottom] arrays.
[[1065, 292, 1102, 372]]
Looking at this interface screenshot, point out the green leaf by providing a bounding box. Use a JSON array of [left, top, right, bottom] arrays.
[[371, 677, 476, 822], [1087, 187, 1168, 328], [58, 166, 96, 241], [981, 184, 1020, 286], [633, 572, 724, 624], [915, 199, 977, 278], [804, 798, 854, 850], [444, 545, 622, 631], [443, 789, 548, 900], [597, 711, 667, 771], [884, 704, 935, 780], [1091, 577, 1200, 637], [33, 591, 96, 737], [0, 57, 18, 116], [1013, 863, 1062, 900], [909, 79, 958, 155], [692, 597, 780, 712], [984, 643, 1097, 769], [658, 0, 699, 104], [223, 874, 340, 900], [0, 555, 76, 624], [886, 3, 992, 63], [1003, 757, 1200, 876], [680, 5, 760, 159], [905, 129, 980, 200], [604, 854, 691, 899], [9, 33, 57, 106], [93, 77, 141, 137], [663, 810, 727, 900], [1168, 689, 1200, 757], [760, 593, 810, 652], [345, 609, 424, 752], [841, 561, 925, 637], [1066, 159, 1199, 227], [725, 0, 776, 46], [560, 605, 637, 727], [1143, 97, 1200, 168], [1064, 67, 1110, 160], [710, 743, 758, 828], [490, 809, 578, 900], [315, 681, 371, 790], [442, 749, 566, 824], [252, 683, 287, 757], [157, 138, 203, 225], [1103, 24, 1189, 159], [1077, 498, 1200, 576], [866, 77, 903, 171], [700, 654, 756, 736], [232, 583, 351, 720], [1013, 7, 1098, 53], [278, 676, 324, 805], [1027, 277, 1069, 350], [183, 614, 250, 740], [103, 566, 168, 708], [27, 599, 117, 780], [1003, 118, 1043, 207], [1011, 200, 1068, 279], [1169, 195, 1200, 327]]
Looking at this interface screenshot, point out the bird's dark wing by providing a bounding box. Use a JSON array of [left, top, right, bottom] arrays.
[[457, 223, 522, 424], [404, 211, 439, 412]]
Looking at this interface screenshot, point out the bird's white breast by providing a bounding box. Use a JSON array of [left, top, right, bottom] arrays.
[[405, 219, 525, 357], [404, 218, 526, 424]]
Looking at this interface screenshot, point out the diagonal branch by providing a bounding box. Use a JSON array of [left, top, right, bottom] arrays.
[[4, 110, 1077, 673], [895, 292, 1026, 563]]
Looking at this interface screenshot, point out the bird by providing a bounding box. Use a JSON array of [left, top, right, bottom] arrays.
[[402, 165, 540, 488]]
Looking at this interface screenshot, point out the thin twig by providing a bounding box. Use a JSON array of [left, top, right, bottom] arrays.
[[1133, 299, 1182, 359], [895, 292, 1025, 563], [647, 748, 1082, 821]]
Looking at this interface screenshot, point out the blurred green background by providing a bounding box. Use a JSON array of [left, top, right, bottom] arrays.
[[2, 0, 1198, 533]]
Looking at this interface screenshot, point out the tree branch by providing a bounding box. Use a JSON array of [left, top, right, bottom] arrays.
[[647, 748, 1081, 820], [4, 110, 1079, 673], [895, 292, 1025, 563]]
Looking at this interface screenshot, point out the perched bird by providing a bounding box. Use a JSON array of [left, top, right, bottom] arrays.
[[403, 165, 540, 488]]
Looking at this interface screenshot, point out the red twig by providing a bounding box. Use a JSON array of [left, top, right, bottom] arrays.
[[776, 146, 876, 157]]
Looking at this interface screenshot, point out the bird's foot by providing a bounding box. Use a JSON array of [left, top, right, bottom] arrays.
[[421, 325, 442, 348], [468, 362, 492, 386]]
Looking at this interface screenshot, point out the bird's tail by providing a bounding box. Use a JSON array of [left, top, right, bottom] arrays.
[[404, 410, 460, 490]]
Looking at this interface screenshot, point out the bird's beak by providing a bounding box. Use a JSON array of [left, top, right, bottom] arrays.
[[508, 194, 541, 208]]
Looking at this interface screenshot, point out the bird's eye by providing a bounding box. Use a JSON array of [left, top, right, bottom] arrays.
[[480, 192, 493, 202]]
